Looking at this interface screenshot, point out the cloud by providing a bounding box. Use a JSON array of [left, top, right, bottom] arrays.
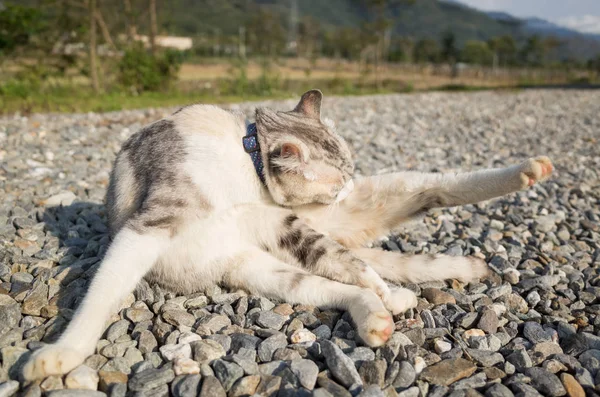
[[555, 15, 600, 34]]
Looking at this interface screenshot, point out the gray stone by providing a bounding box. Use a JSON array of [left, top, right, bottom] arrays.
[[0, 381, 19, 397], [128, 366, 175, 392], [522, 322, 553, 343], [191, 339, 225, 365], [162, 310, 195, 328], [200, 376, 226, 397], [230, 333, 261, 353], [170, 374, 201, 397], [393, 361, 416, 388], [229, 352, 259, 375], [359, 360, 386, 387], [477, 307, 499, 334], [212, 359, 243, 391], [46, 392, 106, 397], [137, 330, 157, 354], [506, 349, 533, 371], [124, 308, 154, 323], [524, 367, 566, 396], [465, 348, 504, 367], [21, 281, 48, 316], [290, 359, 319, 390], [106, 320, 130, 343], [256, 311, 286, 330], [347, 347, 376, 365], [359, 384, 386, 397], [320, 340, 362, 388], [485, 383, 514, 397], [258, 333, 288, 362]]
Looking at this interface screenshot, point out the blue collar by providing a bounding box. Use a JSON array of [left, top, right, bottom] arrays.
[[242, 123, 265, 184]]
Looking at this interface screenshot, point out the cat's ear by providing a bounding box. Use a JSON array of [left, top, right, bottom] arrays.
[[281, 142, 301, 158], [293, 89, 322, 120]]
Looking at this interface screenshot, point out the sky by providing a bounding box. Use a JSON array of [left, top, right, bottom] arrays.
[[456, 0, 600, 34]]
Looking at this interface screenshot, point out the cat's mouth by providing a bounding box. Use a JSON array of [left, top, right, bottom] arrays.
[[335, 179, 354, 203]]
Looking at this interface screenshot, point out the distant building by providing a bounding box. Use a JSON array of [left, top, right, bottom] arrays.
[[133, 35, 193, 51]]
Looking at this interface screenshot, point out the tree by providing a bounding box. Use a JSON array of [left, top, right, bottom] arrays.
[[0, 5, 44, 58], [488, 35, 517, 67], [520, 35, 545, 67], [440, 31, 458, 64], [413, 38, 439, 63], [297, 16, 321, 59], [461, 40, 493, 65], [361, 0, 415, 88], [246, 9, 286, 57]]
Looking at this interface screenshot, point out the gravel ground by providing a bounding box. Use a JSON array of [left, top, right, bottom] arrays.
[[0, 90, 599, 397]]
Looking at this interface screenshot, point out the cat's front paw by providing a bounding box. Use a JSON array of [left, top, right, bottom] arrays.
[[519, 156, 553, 188], [360, 311, 394, 347], [22, 344, 85, 381], [384, 288, 418, 316]]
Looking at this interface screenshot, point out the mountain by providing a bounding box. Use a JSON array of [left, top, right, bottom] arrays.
[[440, 0, 600, 60], [10, 0, 600, 60]]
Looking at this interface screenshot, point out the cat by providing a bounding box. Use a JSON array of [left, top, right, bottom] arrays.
[[23, 89, 553, 380]]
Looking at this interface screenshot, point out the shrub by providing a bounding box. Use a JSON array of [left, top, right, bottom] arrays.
[[117, 44, 182, 93]]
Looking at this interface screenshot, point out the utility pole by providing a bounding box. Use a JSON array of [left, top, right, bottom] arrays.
[[288, 0, 298, 56], [239, 26, 246, 59], [89, 0, 100, 93], [149, 0, 157, 56]]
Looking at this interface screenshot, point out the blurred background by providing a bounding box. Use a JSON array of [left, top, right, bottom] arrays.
[[1, 0, 599, 114]]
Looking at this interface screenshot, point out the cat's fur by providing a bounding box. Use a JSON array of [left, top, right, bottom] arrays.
[[23, 90, 553, 380]]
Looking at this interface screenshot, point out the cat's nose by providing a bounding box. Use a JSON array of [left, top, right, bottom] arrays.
[[335, 179, 354, 203]]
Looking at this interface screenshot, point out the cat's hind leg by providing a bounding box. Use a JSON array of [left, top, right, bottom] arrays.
[[223, 248, 396, 347], [352, 248, 489, 284], [22, 228, 170, 381], [255, 210, 418, 316]]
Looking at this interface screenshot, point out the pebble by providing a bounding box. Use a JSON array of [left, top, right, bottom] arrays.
[[172, 357, 200, 376], [393, 361, 416, 388], [419, 358, 476, 386], [290, 328, 317, 344], [98, 370, 128, 391], [256, 311, 287, 330], [2, 92, 599, 396], [64, 365, 99, 390], [171, 374, 201, 396], [200, 376, 226, 397], [320, 340, 363, 388], [159, 343, 192, 361], [524, 367, 566, 396], [258, 333, 288, 362], [422, 288, 456, 305], [559, 373, 584, 397], [212, 359, 244, 391], [290, 359, 319, 390], [128, 366, 175, 392]]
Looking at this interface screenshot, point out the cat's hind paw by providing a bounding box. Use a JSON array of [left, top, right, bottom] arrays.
[[519, 156, 553, 188], [456, 257, 490, 283], [22, 344, 85, 381], [384, 288, 418, 316]]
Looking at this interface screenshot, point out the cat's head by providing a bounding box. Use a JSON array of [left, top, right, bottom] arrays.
[[255, 89, 354, 207]]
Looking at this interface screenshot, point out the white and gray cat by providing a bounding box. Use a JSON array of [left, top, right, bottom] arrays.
[[23, 90, 553, 380]]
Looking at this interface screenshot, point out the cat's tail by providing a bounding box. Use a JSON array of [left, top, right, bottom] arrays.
[[351, 248, 489, 284], [22, 228, 169, 381]]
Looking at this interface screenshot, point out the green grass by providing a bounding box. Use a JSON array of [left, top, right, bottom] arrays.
[[0, 87, 289, 114], [2, 75, 592, 115], [0, 77, 414, 115]]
